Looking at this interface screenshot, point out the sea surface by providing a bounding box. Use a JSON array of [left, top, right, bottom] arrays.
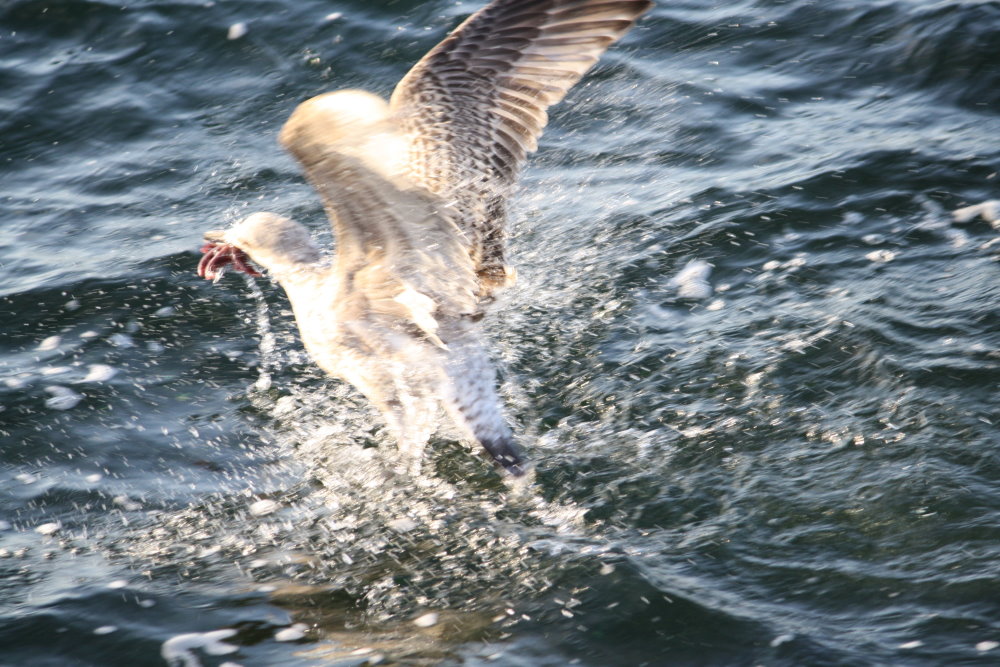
[[1, 0, 999, 665]]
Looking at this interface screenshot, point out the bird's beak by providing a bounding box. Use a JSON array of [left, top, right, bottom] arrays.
[[203, 229, 227, 243]]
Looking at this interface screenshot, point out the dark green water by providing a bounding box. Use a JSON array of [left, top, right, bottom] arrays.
[[2, 0, 999, 665]]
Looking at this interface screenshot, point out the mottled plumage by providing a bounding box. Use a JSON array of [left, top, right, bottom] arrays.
[[199, 0, 652, 476]]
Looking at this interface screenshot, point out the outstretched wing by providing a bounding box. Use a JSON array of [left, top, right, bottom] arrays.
[[279, 92, 479, 329], [389, 0, 653, 282]]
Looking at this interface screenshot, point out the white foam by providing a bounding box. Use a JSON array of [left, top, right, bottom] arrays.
[[227, 23, 248, 40], [274, 623, 308, 642], [865, 249, 897, 263], [44, 386, 83, 410], [667, 259, 713, 299], [36, 335, 62, 351], [412, 612, 439, 628], [114, 495, 143, 511], [108, 333, 136, 348], [388, 517, 418, 532], [35, 522, 61, 536], [4, 376, 28, 389], [952, 200, 999, 224], [94, 625, 118, 635], [81, 364, 118, 382], [249, 499, 279, 516], [162, 629, 238, 667]]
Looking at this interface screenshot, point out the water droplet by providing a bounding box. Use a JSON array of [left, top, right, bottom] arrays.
[[249, 499, 279, 516], [35, 522, 61, 536], [274, 623, 308, 641], [865, 249, 897, 263], [667, 259, 713, 299], [108, 333, 136, 348], [413, 612, 438, 628], [36, 335, 61, 351], [388, 517, 418, 532], [81, 364, 117, 383], [228, 22, 248, 40], [44, 386, 82, 410]]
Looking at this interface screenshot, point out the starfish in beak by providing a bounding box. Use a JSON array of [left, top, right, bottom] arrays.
[[197, 230, 262, 281]]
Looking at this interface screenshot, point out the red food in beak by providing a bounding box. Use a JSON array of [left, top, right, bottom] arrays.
[[198, 242, 262, 280]]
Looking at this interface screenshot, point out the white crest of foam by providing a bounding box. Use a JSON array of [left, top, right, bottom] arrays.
[[952, 200, 999, 224], [36, 335, 61, 351], [227, 23, 248, 40], [108, 333, 136, 348], [249, 499, 279, 516], [81, 364, 118, 382], [274, 624, 308, 642], [44, 386, 82, 410], [667, 259, 713, 299], [35, 522, 61, 536], [162, 629, 239, 667], [865, 249, 897, 263], [412, 612, 439, 628]]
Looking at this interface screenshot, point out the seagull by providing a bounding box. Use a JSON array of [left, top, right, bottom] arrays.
[[198, 0, 653, 476]]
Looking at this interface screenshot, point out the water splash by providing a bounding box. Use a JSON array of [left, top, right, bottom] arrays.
[[244, 274, 279, 392]]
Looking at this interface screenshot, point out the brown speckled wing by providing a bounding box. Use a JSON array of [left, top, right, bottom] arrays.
[[389, 0, 653, 283]]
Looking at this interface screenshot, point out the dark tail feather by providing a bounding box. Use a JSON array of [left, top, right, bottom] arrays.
[[480, 436, 528, 477]]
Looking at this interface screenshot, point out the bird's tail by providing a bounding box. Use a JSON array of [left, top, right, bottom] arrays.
[[439, 332, 527, 476]]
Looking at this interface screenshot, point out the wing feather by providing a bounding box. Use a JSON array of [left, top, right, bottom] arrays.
[[389, 0, 652, 285], [278, 92, 479, 323]]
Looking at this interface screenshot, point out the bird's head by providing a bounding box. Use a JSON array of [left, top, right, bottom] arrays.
[[198, 212, 322, 281]]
